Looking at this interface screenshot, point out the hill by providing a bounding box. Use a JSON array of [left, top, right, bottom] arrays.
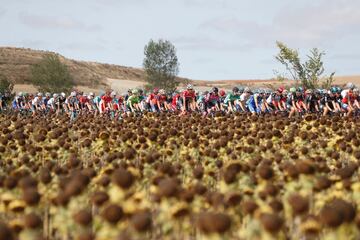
[[0, 47, 149, 87]]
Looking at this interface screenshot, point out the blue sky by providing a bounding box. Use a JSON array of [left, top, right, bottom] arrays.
[[1, 0, 360, 80]]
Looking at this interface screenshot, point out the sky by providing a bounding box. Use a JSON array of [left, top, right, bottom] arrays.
[[1, 0, 360, 80]]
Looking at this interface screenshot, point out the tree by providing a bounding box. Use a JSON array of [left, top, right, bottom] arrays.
[[143, 39, 180, 92], [30, 54, 74, 93], [0, 74, 14, 95], [275, 41, 335, 89]]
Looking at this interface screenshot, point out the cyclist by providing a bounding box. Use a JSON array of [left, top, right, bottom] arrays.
[[67, 91, 80, 120], [239, 87, 251, 112], [204, 87, 221, 115], [224, 87, 241, 112], [180, 84, 196, 115], [127, 89, 141, 113]]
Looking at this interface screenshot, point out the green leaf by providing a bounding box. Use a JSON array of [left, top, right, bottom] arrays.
[[30, 54, 74, 93]]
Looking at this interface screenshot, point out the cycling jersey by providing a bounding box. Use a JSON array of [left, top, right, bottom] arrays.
[[182, 90, 196, 100], [32, 97, 42, 106], [342, 92, 355, 104], [127, 95, 140, 105], [224, 93, 240, 104]]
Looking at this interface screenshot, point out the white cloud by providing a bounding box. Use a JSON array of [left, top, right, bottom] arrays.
[[19, 12, 102, 31], [273, 0, 360, 43], [199, 0, 360, 49]]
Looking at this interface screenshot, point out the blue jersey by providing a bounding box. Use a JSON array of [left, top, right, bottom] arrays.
[[248, 94, 262, 106]]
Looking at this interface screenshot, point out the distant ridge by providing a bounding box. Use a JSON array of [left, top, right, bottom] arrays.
[[0, 47, 188, 88]]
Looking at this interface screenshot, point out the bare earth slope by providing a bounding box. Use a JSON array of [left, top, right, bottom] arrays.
[[0, 47, 146, 87]]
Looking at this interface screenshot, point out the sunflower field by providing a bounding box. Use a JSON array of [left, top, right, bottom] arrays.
[[0, 112, 360, 240]]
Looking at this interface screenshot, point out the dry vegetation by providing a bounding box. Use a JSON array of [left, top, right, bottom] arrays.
[[1, 113, 360, 239], [0, 47, 146, 88]]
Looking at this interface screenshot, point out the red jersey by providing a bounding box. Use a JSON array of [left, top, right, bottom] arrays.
[[172, 94, 180, 106], [158, 95, 167, 104], [101, 95, 112, 104], [342, 93, 355, 104], [79, 96, 89, 104], [182, 90, 196, 100], [147, 93, 158, 104], [118, 96, 124, 104]]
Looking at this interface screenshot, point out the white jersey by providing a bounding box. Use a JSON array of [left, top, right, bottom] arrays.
[[47, 98, 55, 107], [32, 97, 41, 106], [240, 93, 250, 102], [341, 89, 349, 99], [266, 94, 272, 104]]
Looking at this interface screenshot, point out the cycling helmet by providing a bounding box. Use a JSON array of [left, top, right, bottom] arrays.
[[346, 82, 355, 90], [354, 88, 359, 94], [330, 86, 337, 94], [289, 87, 296, 93], [186, 84, 193, 90], [336, 87, 342, 93], [244, 87, 251, 93], [277, 87, 284, 93], [70, 91, 76, 97], [159, 89, 166, 95], [132, 89, 139, 94], [153, 88, 159, 93], [232, 87, 239, 93], [110, 91, 116, 97], [297, 87, 303, 92], [305, 89, 313, 94], [61, 92, 66, 97], [238, 87, 244, 94], [212, 87, 219, 93], [53, 93, 59, 98], [45, 92, 51, 97], [89, 92, 94, 96], [37, 93, 43, 97], [18, 92, 23, 97], [259, 89, 265, 94], [219, 90, 226, 96]]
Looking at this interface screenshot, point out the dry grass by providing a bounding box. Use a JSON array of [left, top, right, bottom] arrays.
[[0, 47, 189, 88]]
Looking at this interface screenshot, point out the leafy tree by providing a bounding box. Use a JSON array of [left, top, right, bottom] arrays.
[[0, 74, 14, 95], [143, 39, 180, 92], [275, 41, 335, 89], [30, 54, 74, 93], [321, 72, 335, 89]]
